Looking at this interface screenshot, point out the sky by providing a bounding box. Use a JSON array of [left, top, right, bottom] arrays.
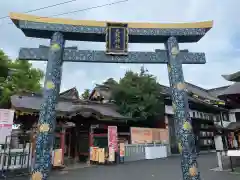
[[0, 0, 240, 94]]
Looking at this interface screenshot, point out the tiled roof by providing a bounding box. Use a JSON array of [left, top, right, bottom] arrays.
[[11, 95, 73, 113], [157, 83, 221, 101], [59, 87, 79, 100], [226, 122, 240, 130], [207, 86, 230, 97], [70, 104, 127, 119], [91, 82, 227, 110], [185, 82, 220, 101], [94, 86, 112, 100], [10, 93, 127, 119], [218, 82, 240, 97], [222, 71, 240, 82], [187, 96, 227, 111], [14, 79, 228, 117], [94, 81, 220, 100]]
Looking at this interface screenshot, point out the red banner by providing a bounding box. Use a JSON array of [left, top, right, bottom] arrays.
[[108, 126, 118, 152]]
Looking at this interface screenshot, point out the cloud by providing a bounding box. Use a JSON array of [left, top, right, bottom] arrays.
[[0, 0, 239, 94]]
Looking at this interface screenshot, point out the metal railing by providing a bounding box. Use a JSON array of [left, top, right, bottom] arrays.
[[0, 134, 32, 179], [124, 143, 168, 162], [0, 146, 32, 170]]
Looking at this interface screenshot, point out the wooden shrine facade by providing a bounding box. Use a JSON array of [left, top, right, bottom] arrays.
[[10, 88, 132, 164]]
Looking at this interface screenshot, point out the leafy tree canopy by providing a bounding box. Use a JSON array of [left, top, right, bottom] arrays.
[[0, 50, 9, 80], [81, 89, 90, 100], [0, 50, 44, 107], [111, 66, 164, 121]]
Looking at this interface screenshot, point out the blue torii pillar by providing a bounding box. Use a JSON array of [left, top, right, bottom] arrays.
[[166, 36, 199, 179]]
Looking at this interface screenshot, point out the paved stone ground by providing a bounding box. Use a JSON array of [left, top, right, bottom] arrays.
[[10, 154, 240, 180], [47, 154, 239, 180]]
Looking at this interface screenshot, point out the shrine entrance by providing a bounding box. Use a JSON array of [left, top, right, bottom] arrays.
[[10, 12, 213, 180]]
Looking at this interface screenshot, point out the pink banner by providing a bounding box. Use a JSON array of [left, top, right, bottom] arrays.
[[0, 109, 14, 143], [0, 124, 12, 127], [108, 126, 118, 152]]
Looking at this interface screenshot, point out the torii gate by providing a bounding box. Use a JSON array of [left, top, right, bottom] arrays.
[[10, 12, 213, 180]]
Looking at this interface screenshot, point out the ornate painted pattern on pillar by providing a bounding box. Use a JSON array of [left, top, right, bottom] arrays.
[[166, 36, 200, 180], [31, 32, 65, 180]]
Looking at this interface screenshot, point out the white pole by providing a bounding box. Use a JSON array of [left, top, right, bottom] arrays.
[[216, 151, 223, 171]]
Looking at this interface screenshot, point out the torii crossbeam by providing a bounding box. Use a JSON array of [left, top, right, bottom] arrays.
[[10, 12, 213, 180], [19, 46, 205, 64]]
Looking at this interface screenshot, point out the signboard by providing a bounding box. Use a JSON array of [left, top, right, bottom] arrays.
[[90, 147, 99, 161], [52, 149, 63, 167], [119, 143, 125, 157], [108, 126, 118, 152], [130, 127, 169, 144], [158, 129, 169, 143], [106, 23, 128, 55], [108, 147, 115, 162], [0, 109, 14, 143], [98, 148, 105, 163], [131, 127, 152, 144]]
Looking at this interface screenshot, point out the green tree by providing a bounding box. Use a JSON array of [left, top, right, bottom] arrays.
[[112, 66, 164, 121], [0, 50, 44, 107], [0, 50, 10, 80], [81, 89, 90, 100]]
